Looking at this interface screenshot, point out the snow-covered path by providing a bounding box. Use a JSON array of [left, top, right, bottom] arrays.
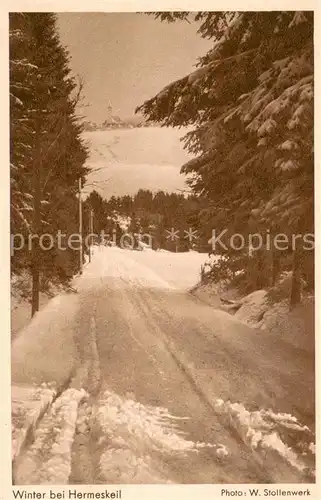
[[11, 247, 315, 484]]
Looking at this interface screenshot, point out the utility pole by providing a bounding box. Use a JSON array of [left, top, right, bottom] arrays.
[[88, 208, 94, 262], [79, 177, 83, 275], [91, 208, 94, 253], [88, 207, 91, 263]]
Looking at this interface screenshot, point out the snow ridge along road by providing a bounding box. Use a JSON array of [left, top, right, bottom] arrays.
[[11, 247, 315, 484]]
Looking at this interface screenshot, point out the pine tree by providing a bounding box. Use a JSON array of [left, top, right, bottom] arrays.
[[10, 13, 89, 315], [137, 12, 313, 305], [10, 14, 36, 252]]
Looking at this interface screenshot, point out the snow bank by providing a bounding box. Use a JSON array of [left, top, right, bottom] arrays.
[[213, 398, 314, 475], [94, 389, 219, 483], [12, 292, 80, 386], [14, 387, 87, 485], [192, 278, 314, 352], [11, 271, 58, 338], [12, 383, 56, 461], [11, 293, 51, 339], [234, 289, 269, 326]]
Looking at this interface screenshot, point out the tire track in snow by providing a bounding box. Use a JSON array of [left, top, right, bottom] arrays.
[[69, 314, 104, 484], [126, 288, 270, 475], [12, 365, 78, 483], [136, 287, 315, 482], [13, 312, 103, 485], [12, 375, 86, 485], [95, 279, 266, 482]]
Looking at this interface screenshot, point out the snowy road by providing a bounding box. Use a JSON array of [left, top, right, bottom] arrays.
[[11, 247, 315, 484]]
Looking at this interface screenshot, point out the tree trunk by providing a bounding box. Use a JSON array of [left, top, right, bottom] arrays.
[[88, 210, 91, 263], [31, 120, 42, 317], [255, 248, 269, 289], [266, 245, 274, 287], [31, 262, 40, 317], [79, 178, 83, 274], [290, 246, 302, 309], [272, 249, 281, 286]]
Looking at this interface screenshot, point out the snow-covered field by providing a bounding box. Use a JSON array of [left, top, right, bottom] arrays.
[[82, 127, 193, 198]]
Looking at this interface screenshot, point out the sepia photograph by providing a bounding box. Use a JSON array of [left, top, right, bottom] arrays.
[[10, 10, 315, 486]]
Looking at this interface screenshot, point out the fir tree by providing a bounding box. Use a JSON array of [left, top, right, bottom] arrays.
[[137, 12, 314, 306], [10, 13, 89, 315]]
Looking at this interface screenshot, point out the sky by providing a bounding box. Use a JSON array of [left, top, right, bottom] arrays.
[[56, 13, 212, 123]]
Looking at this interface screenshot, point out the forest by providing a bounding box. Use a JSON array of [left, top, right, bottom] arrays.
[[10, 12, 314, 314], [83, 188, 209, 252]]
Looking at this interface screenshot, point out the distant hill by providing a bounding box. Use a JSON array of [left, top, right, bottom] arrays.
[[83, 114, 155, 131]]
